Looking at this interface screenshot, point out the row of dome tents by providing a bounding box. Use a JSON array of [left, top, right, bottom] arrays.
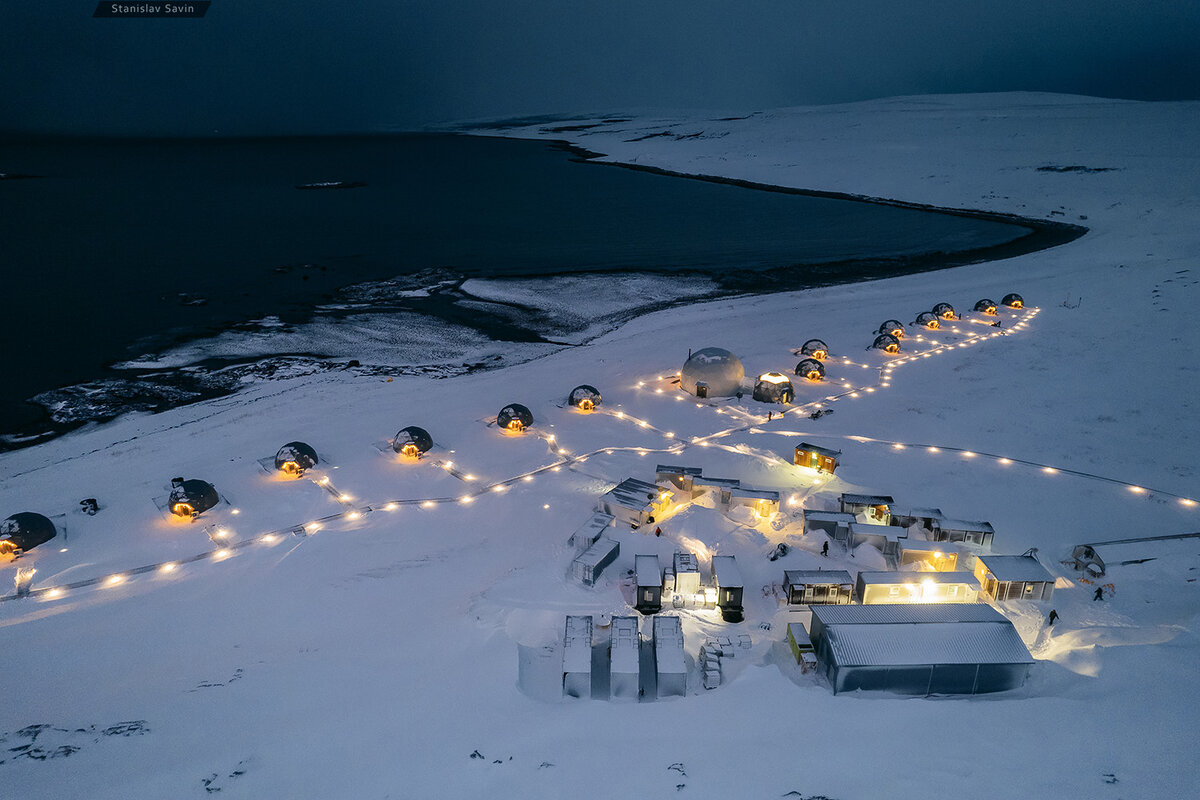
[[870, 294, 1026, 350]]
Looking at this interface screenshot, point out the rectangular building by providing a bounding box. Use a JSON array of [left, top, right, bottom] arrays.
[[571, 537, 620, 586], [728, 487, 781, 517], [803, 509, 855, 542], [840, 493, 894, 524], [794, 442, 841, 474], [849, 522, 908, 556], [889, 505, 945, 530], [609, 616, 641, 701], [808, 603, 1034, 695], [567, 511, 615, 551], [783, 569, 855, 605], [600, 478, 674, 529], [563, 615, 593, 699], [673, 551, 702, 595], [655, 465, 703, 493], [711, 555, 745, 621], [932, 518, 995, 547], [653, 615, 687, 698], [974, 554, 1055, 602], [635, 554, 663, 614], [855, 570, 980, 604], [897, 541, 960, 571]]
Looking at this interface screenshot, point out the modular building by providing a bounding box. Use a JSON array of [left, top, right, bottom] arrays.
[[711, 555, 745, 622], [571, 538, 620, 586], [653, 615, 687, 698], [856, 571, 980, 604], [808, 603, 1034, 695], [840, 493, 894, 524], [897, 541, 960, 571], [974, 554, 1056, 602], [931, 518, 995, 547], [635, 555, 664, 614], [672, 551, 702, 595], [849, 523, 908, 557], [728, 487, 780, 518], [889, 506, 945, 531], [655, 465, 703, 493], [794, 442, 841, 474], [803, 509, 855, 543], [563, 615, 593, 698], [567, 511, 615, 551], [600, 477, 674, 529], [786, 622, 815, 666], [610, 616, 641, 701], [783, 569, 855, 605]]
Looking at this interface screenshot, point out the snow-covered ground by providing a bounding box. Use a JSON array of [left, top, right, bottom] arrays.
[[2, 93, 1199, 798]]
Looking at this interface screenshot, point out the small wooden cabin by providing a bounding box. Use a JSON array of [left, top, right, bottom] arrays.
[[795, 442, 841, 474]]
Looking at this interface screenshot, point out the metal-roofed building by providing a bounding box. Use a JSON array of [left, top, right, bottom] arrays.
[[728, 487, 780, 517], [711, 555, 745, 622], [840, 493, 894, 524], [610, 616, 641, 700], [571, 538, 620, 586], [974, 554, 1055, 602], [600, 477, 673, 529], [562, 615, 593, 698], [856, 570, 980, 604], [803, 509, 855, 543], [655, 465, 703, 492], [672, 551, 702, 596], [653, 616, 687, 698], [784, 569, 854, 605], [567, 511, 615, 551], [932, 518, 995, 547], [898, 540, 960, 571], [849, 523, 909, 557], [889, 506, 945, 531], [635, 554, 664, 614], [809, 603, 1034, 695]]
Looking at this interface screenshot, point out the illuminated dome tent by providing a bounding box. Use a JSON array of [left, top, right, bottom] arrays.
[[799, 339, 829, 360], [973, 298, 998, 315], [274, 441, 318, 475], [872, 333, 901, 353], [913, 311, 941, 330], [568, 385, 602, 412], [932, 302, 958, 320], [794, 358, 825, 382], [1002, 293, 1025, 309], [0, 512, 57, 557], [169, 477, 219, 518], [679, 348, 745, 398], [497, 403, 533, 432], [392, 426, 433, 457], [877, 320, 905, 339], [753, 372, 794, 404]]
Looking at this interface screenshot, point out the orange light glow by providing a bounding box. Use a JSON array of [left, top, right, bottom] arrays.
[[577, 398, 594, 412], [280, 460, 301, 475], [171, 502, 195, 517], [400, 443, 420, 458]]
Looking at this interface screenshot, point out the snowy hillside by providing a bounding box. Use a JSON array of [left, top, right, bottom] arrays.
[[2, 93, 1199, 798]]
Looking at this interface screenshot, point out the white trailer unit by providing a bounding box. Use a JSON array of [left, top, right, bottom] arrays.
[[653, 615, 687, 698], [609, 616, 641, 701], [562, 615, 593, 699]]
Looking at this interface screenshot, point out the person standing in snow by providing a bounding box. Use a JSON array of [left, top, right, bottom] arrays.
[[1048, 609, 1059, 625], [1093, 586, 1104, 601], [654, 527, 662, 537], [821, 541, 829, 557]]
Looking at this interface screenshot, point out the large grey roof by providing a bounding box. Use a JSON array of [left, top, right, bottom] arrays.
[[785, 569, 854, 586], [603, 477, 663, 510], [823, 620, 1034, 667], [935, 518, 995, 533], [977, 555, 1055, 583], [811, 603, 1006, 626]]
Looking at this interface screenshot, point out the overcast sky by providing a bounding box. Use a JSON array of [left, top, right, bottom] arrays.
[[3, 0, 1198, 136]]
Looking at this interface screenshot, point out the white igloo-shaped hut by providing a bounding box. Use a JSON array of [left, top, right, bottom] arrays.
[[680, 348, 745, 398]]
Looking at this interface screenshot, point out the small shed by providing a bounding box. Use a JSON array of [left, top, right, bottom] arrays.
[[653, 615, 687, 698], [692, 475, 742, 507], [0, 512, 57, 557], [808, 603, 1033, 695], [871, 334, 901, 353], [497, 403, 533, 432], [802, 509, 855, 542], [877, 320, 905, 339], [753, 372, 795, 404], [680, 348, 745, 398], [392, 426, 433, 457], [800, 339, 829, 360], [672, 551, 702, 596], [913, 311, 941, 330], [1002, 293, 1025, 309], [655, 464, 703, 492], [610, 616, 641, 700], [572, 538, 620, 586], [889, 505, 945, 531], [728, 487, 780, 518], [975, 554, 1055, 602], [931, 518, 995, 547], [568, 384, 602, 411], [794, 358, 826, 381], [840, 493, 894, 524], [711, 555, 745, 622], [932, 302, 958, 320], [849, 523, 908, 557], [784, 569, 854, 605], [898, 541, 960, 571], [562, 615, 593, 698], [274, 441, 318, 475], [856, 571, 980, 604], [973, 298, 998, 315], [567, 511, 614, 551], [600, 477, 673, 529], [786, 622, 815, 665], [795, 442, 841, 473], [635, 555, 664, 614], [169, 477, 219, 518]]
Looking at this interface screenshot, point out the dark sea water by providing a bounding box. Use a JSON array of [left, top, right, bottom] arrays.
[[0, 134, 1055, 442]]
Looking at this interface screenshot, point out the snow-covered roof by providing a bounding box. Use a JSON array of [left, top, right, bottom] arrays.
[[610, 617, 640, 674], [890, 505, 945, 520], [655, 465, 703, 478], [603, 477, 664, 510], [785, 569, 854, 587], [977, 555, 1054, 583], [730, 487, 780, 502], [563, 615, 593, 673], [857, 570, 980, 588], [841, 493, 894, 506], [849, 523, 909, 540], [569, 512, 614, 544], [693, 475, 741, 490], [711, 555, 743, 588], [635, 554, 662, 587], [575, 537, 619, 568], [823, 620, 1034, 668], [654, 616, 687, 674], [811, 603, 1006, 626], [673, 551, 700, 574], [935, 518, 995, 533], [803, 509, 855, 523], [797, 441, 841, 458], [787, 622, 812, 650]]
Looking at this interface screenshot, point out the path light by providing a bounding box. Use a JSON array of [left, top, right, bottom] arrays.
[[106, 575, 124, 586], [1043, 467, 1058, 474], [160, 562, 177, 573], [999, 458, 1012, 465]]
